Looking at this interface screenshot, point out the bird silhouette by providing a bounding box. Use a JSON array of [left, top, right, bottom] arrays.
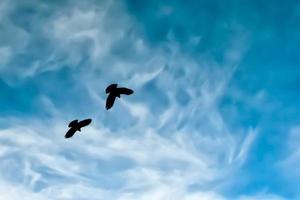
[[65, 118, 92, 138], [105, 84, 134, 110]]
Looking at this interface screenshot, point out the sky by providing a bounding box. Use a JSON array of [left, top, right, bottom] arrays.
[[0, 0, 299, 199]]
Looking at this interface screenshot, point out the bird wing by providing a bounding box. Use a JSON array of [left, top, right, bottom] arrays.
[[106, 93, 116, 110], [65, 128, 77, 138], [78, 119, 92, 128], [118, 87, 134, 95]]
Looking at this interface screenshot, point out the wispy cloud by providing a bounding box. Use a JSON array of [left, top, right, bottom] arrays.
[[0, 115, 261, 200], [0, 0, 295, 199]]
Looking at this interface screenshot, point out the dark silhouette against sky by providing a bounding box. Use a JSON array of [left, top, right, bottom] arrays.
[[65, 119, 92, 138], [105, 84, 134, 110], [64, 84, 133, 138]]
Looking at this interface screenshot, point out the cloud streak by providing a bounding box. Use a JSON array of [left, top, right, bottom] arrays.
[[0, 0, 294, 199]]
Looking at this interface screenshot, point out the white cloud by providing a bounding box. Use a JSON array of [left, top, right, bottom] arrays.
[[0, 110, 257, 200], [234, 128, 257, 165], [279, 126, 300, 178]]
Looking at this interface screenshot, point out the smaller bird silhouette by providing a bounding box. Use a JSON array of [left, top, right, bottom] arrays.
[[105, 84, 134, 110], [65, 118, 92, 138]]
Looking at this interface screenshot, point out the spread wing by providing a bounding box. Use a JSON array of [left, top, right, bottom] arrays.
[[65, 128, 76, 138], [78, 119, 92, 128], [106, 93, 116, 110], [118, 87, 134, 95]]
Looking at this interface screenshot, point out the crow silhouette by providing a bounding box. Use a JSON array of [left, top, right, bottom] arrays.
[[65, 118, 92, 138], [105, 84, 134, 110]]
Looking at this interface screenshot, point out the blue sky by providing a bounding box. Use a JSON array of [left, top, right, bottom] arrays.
[[0, 0, 299, 199]]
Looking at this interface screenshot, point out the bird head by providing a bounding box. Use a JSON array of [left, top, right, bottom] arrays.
[[106, 84, 118, 93], [68, 119, 78, 127]]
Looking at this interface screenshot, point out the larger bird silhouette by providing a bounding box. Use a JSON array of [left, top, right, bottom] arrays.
[[65, 118, 92, 138], [105, 84, 134, 110]]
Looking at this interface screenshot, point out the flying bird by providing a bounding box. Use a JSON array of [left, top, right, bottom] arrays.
[[105, 84, 134, 110], [65, 118, 92, 138]]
